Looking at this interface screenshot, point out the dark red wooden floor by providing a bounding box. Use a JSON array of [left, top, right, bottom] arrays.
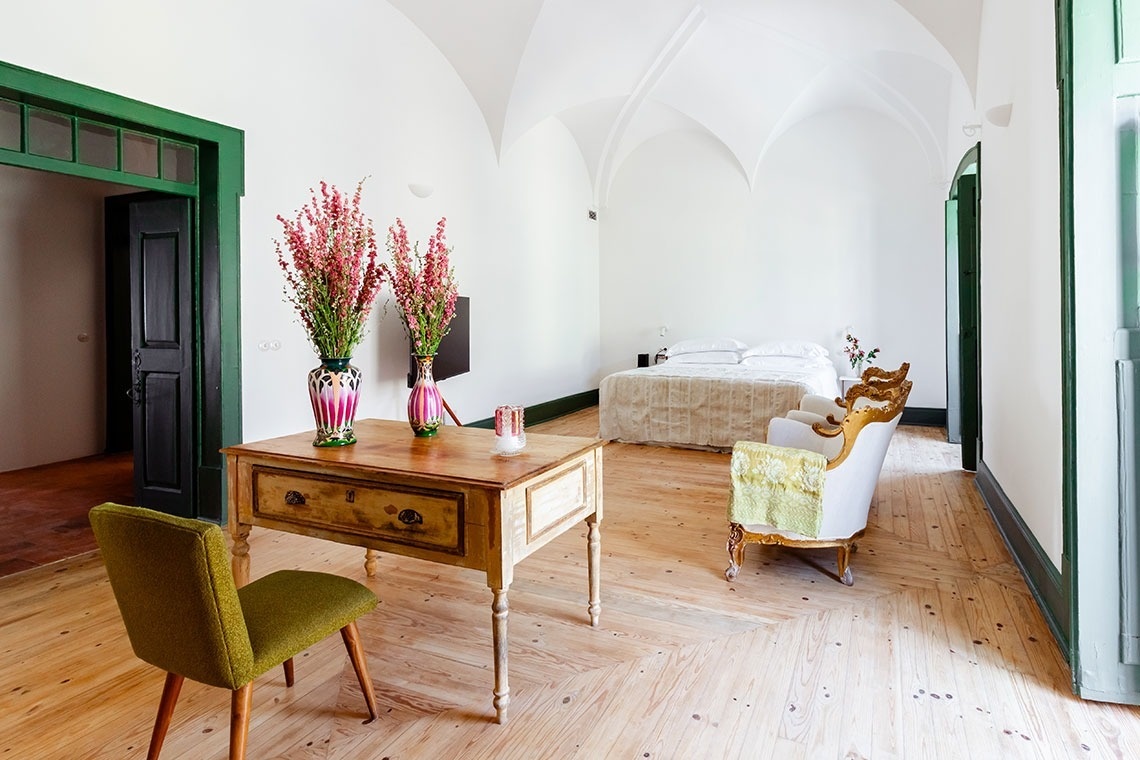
[[0, 453, 133, 577]]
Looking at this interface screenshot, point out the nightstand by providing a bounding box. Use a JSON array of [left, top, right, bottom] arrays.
[[840, 375, 861, 395]]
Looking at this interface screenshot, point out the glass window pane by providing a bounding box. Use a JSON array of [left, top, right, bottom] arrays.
[[28, 108, 73, 160], [122, 131, 158, 177], [0, 101, 20, 150], [162, 141, 196, 184], [78, 121, 118, 169]]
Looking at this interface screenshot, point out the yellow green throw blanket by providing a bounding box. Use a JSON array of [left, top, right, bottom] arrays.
[[728, 441, 827, 538]]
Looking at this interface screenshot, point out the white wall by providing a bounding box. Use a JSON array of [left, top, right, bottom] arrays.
[[599, 110, 947, 408], [0, 166, 128, 471], [0, 0, 601, 441], [975, 0, 1063, 567]]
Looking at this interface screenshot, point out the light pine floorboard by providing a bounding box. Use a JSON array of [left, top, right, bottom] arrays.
[[2, 409, 1138, 758]]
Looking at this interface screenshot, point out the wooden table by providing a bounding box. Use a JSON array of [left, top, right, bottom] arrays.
[[222, 418, 604, 724]]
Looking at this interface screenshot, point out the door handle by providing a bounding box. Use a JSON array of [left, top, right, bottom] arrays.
[[129, 350, 143, 406]]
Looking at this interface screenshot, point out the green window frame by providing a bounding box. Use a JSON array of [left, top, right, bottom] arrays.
[[0, 96, 199, 195]]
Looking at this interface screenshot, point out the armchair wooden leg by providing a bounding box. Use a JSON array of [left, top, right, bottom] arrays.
[[230, 682, 253, 760], [283, 657, 294, 687], [725, 523, 746, 581], [341, 622, 379, 722], [837, 545, 854, 586], [146, 672, 184, 760]]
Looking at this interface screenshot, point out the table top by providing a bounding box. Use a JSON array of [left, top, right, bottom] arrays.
[[222, 418, 604, 490]]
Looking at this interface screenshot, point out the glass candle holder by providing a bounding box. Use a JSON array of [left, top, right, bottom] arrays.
[[493, 405, 526, 454]]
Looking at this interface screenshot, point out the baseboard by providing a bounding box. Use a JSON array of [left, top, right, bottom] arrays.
[[467, 389, 600, 429], [976, 460, 1070, 657], [901, 406, 947, 427]]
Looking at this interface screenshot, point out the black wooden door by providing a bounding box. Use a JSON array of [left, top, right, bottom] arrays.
[[129, 197, 195, 517]]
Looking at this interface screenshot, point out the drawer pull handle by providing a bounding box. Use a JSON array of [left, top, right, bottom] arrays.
[[345, 489, 355, 504], [284, 490, 306, 506], [398, 509, 423, 525]]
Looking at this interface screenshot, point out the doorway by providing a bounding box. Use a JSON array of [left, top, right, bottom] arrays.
[[0, 165, 139, 575], [946, 143, 981, 471], [0, 61, 244, 523]]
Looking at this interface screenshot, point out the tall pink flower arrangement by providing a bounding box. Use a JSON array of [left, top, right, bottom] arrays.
[[384, 217, 459, 356], [276, 180, 384, 358]]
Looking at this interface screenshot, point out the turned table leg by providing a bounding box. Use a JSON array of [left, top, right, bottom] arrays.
[[586, 515, 601, 627], [230, 523, 251, 588], [363, 548, 379, 578], [491, 587, 510, 724]]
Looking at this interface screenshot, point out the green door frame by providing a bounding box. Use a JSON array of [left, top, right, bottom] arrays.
[[0, 60, 244, 522], [1057, 0, 1140, 699], [1055, 0, 1077, 675], [947, 147, 980, 458]]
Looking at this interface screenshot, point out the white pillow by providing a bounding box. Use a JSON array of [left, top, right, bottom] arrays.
[[666, 350, 742, 364], [744, 340, 829, 359], [740, 354, 823, 369], [667, 337, 747, 356]]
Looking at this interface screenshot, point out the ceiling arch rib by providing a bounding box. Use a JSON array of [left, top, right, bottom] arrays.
[[592, 4, 706, 205], [751, 58, 947, 187], [501, 0, 698, 158], [383, 0, 979, 200], [644, 13, 829, 194], [385, 0, 543, 158], [890, 0, 982, 98], [556, 97, 627, 192]]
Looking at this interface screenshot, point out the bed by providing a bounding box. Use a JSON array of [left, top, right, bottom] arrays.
[[598, 339, 839, 451]]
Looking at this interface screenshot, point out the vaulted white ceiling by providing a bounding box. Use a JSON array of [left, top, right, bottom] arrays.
[[387, 0, 981, 204]]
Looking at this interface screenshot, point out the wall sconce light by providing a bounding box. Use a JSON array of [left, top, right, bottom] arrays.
[[985, 103, 1013, 128], [408, 183, 434, 199], [658, 325, 669, 338]]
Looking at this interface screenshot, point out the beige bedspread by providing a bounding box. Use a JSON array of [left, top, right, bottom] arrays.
[[598, 363, 823, 450]]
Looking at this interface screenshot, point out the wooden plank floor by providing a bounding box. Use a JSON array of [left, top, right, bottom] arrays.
[[3, 409, 1138, 758]]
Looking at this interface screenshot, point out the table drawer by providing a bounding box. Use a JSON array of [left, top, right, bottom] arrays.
[[252, 467, 465, 555]]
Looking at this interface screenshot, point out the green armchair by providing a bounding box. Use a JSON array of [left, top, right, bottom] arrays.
[[89, 502, 379, 760]]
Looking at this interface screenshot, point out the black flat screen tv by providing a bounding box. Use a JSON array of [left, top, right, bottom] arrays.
[[407, 296, 470, 387]]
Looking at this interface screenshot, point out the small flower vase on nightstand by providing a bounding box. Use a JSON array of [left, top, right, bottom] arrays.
[[308, 357, 361, 447], [408, 354, 444, 437]]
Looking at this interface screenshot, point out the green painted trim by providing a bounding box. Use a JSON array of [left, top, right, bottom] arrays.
[[1055, 0, 1078, 669], [0, 60, 245, 523], [0, 61, 241, 144], [976, 460, 1071, 657], [900, 407, 947, 427], [467, 389, 601, 430], [0, 147, 195, 195], [948, 145, 980, 200], [3, 87, 202, 194], [1117, 0, 1126, 63], [216, 139, 244, 451]]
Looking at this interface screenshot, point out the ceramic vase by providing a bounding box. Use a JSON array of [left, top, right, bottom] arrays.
[[408, 354, 444, 437], [307, 357, 361, 447]]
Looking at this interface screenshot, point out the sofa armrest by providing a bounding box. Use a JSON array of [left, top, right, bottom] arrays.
[[767, 417, 844, 460], [798, 394, 843, 418]]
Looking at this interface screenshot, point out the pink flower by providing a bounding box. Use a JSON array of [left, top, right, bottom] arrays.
[[382, 217, 459, 356], [843, 331, 880, 369], [275, 179, 384, 358]]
